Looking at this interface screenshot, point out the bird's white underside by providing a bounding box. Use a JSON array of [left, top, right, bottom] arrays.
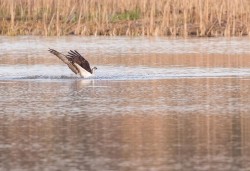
[[74, 63, 92, 78]]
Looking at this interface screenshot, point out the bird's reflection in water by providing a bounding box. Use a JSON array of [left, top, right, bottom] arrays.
[[69, 79, 93, 96]]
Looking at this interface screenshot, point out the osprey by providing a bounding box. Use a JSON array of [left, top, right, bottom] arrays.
[[49, 49, 97, 78]]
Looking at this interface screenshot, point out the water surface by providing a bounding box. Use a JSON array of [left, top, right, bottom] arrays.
[[1, 36, 250, 171]]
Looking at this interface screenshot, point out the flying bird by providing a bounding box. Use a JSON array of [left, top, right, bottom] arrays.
[[49, 49, 97, 78]]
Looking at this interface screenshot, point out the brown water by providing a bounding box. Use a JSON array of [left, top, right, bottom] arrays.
[[1, 36, 250, 171]]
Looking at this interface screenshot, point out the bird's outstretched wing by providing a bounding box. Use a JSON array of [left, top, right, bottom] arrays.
[[48, 48, 79, 74], [67, 50, 92, 73]]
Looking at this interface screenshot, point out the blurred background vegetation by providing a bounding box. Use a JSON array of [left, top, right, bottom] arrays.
[[0, 0, 250, 37]]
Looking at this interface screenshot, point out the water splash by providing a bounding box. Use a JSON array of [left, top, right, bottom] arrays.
[[1, 65, 250, 81]]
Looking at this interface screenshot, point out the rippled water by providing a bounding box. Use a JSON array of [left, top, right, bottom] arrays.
[[1, 36, 250, 171]]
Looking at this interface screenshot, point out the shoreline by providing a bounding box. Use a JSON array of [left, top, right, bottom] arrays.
[[1, 19, 249, 37]]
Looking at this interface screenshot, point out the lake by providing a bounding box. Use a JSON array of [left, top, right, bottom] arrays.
[[1, 36, 250, 171]]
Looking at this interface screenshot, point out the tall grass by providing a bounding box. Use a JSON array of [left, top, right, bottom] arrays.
[[0, 0, 250, 36]]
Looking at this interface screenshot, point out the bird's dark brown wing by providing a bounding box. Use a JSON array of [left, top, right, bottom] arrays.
[[48, 48, 79, 74], [67, 50, 92, 73]]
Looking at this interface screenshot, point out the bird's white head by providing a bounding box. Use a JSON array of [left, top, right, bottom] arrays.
[[92, 67, 97, 74]]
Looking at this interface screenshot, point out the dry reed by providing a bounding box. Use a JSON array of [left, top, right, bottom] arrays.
[[0, 0, 250, 37]]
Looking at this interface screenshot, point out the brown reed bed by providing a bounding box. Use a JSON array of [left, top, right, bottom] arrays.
[[0, 0, 250, 37]]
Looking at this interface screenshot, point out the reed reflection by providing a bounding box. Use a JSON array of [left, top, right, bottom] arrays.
[[1, 113, 250, 170], [0, 76, 250, 170]]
